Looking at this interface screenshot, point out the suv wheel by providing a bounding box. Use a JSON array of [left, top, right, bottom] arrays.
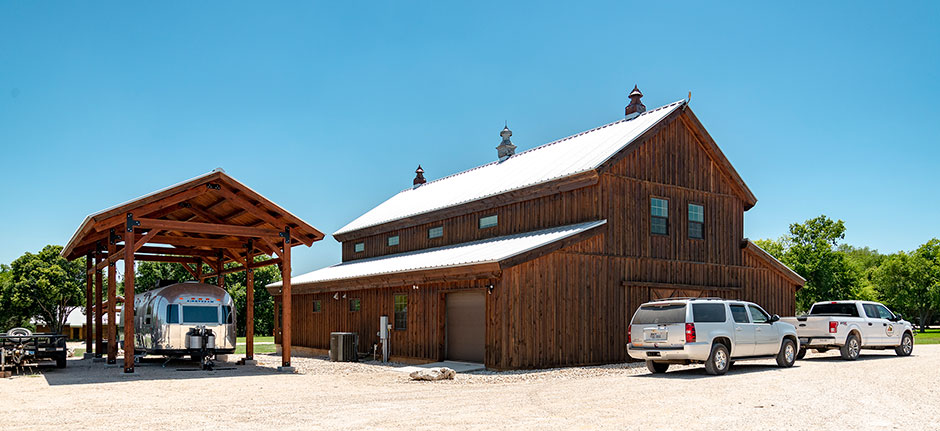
[[776, 339, 796, 368], [704, 343, 730, 375], [646, 361, 669, 374], [840, 333, 861, 360], [895, 332, 913, 357], [796, 346, 807, 360]]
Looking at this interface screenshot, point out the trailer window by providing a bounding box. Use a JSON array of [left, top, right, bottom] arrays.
[[182, 306, 220, 324], [810, 303, 860, 317], [692, 303, 726, 323], [167, 304, 179, 324], [632, 304, 686, 324], [222, 305, 233, 324]]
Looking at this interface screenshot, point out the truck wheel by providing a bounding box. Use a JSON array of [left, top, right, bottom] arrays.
[[704, 343, 730, 375], [895, 332, 913, 357], [796, 347, 807, 360], [646, 361, 669, 374], [840, 333, 861, 360], [776, 339, 796, 368]]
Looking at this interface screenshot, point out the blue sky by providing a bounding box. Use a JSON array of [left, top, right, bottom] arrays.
[[1, 1, 938, 274]]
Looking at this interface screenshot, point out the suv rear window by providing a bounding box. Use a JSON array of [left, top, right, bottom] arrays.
[[692, 303, 726, 323], [633, 304, 687, 324], [810, 303, 860, 317]]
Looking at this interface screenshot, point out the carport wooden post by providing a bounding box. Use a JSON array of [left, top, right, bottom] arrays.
[[216, 251, 225, 288], [245, 245, 255, 361], [84, 253, 93, 356], [281, 236, 291, 368], [94, 243, 104, 358], [107, 231, 118, 364], [122, 214, 136, 373]]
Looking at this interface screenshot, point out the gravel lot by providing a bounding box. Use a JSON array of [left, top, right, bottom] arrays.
[[3, 345, 937, 430]]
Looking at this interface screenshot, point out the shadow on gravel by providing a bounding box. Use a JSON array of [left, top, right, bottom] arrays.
[[799, 351, 904, 362], [40, 355, 282, 386], [632, 363, 796, 379]]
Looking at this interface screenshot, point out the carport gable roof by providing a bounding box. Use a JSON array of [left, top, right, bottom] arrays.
[[268, 220, 607, 294], [742, 239, 806, 287], [61, 169, 324, 262]]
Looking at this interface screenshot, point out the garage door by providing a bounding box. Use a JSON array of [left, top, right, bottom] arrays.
[[446, 290, 485, 363]]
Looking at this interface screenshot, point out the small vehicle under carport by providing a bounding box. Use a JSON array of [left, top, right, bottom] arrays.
[[0, 328, 68, 372]]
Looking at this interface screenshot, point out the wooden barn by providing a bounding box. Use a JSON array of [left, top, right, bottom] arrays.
[[268, 88, 805, 370]]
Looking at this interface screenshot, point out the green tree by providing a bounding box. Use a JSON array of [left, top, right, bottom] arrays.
[[839, 244, 885, 301], [874, 239, 940, 332], [0, 264, 18, 329], [4, 245, 86, 333], [756, 215, 862, 311]]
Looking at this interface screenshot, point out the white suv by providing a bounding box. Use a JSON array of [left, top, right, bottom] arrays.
[[627, 298, 800, 375]]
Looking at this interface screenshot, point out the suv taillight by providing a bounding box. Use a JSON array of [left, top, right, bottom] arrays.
[[627, 325, 632, 344], [685, 323, 696, 343], [829, 321, 839, 333]]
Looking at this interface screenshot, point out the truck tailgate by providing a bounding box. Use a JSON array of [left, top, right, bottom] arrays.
[[782, 316, 834, 337]]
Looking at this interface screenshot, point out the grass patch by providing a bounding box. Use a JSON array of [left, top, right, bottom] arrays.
[[234, 344, 277, 355], [236, 336, 274, 344], [73, 348, 85, 357], [913, 328, 940, 344]]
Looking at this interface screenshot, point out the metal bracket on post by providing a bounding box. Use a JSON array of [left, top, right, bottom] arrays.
[[279, 226, 291, 244], [109, 228, 120, 245], [126, 213, 140, 232]]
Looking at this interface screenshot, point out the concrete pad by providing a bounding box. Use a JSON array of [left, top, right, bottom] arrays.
[[276, 366, 295, 373], [92, 357, 105, 363], [83, 353, 95, 359], [239, 359, 257, 366], [391, 361, 484, 374]]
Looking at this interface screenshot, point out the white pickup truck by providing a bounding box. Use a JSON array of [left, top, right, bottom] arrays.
[[780, 300, 914, 360]]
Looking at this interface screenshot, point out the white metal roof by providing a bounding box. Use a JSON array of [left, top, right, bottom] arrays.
[[334, 100, 685, 236], [271, 220, 606, 287]]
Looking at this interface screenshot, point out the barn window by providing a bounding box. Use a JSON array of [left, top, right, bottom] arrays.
[[394, 294, 407, 330], [354, 242, 365, 253], [688, 203, 704, 239], [387, 235, 400, 247], [651, 198, 668, 235], [428, 226, 443, 239], [479, 214, 498, 229], [312, 300, 321, 313], [349, 298, 361, 312]]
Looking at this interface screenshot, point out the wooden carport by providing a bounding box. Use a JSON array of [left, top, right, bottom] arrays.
[[61, 169, 323, 373]]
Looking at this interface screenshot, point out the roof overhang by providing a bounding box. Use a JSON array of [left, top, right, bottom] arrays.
[[742, 239, 806, 287], [270, 220, 608, 295]]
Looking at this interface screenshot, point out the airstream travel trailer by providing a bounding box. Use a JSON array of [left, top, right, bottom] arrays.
[[119, 282, 236, 366]]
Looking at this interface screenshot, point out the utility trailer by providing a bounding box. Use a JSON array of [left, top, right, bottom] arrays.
[[0, 328, 68, 374]]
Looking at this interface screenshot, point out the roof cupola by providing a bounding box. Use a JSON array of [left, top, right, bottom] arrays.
[[624, 85, 646, 117], [496, 124, 516, 160], [413, 165, 426, 187]]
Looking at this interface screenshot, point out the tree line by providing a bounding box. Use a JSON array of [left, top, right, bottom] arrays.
[[756, 215, 939, 332], [2, 215, 937, 335], [0, 245, 280, 336]]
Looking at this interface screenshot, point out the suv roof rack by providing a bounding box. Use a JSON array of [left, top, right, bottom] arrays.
[[655, 297, 726, 301]]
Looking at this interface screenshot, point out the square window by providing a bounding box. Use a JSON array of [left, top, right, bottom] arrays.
[[651, 198, 668, 218], [479, 214, 498, 229], [651, 217, 668, 235], [394, 294, 407, 330], [688, 204, 704, 223], [428, 226, 443, 239], [312, 300, 321, 313], [387, 235, 399, 246], [354, 242, 364, 253], [349, 298, 361, 312]]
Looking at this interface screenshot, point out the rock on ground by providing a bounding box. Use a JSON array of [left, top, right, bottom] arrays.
[[409, 367, 456, 381]]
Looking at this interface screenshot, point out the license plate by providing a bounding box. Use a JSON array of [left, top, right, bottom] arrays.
[[645, 329, 667, 341]]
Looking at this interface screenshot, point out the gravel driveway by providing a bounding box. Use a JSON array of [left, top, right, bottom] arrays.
[[2, 345, 936, 430]]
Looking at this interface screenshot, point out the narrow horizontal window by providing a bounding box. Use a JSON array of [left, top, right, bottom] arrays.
[[428, 226, 443, 239], [354, 242, 364, 253], [688, 203, 704, 239], [651, 198, 668, 235], [312, 300, 321, 313], [349, 298, 361, 312], [387, 235, 400, 246], [479, 214, 498, 229]]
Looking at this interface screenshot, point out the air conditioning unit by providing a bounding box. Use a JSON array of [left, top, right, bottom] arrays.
[[329, 332, 359, 362]]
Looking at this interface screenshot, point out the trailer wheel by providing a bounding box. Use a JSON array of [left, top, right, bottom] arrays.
[[55, 353, 67, 369]]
